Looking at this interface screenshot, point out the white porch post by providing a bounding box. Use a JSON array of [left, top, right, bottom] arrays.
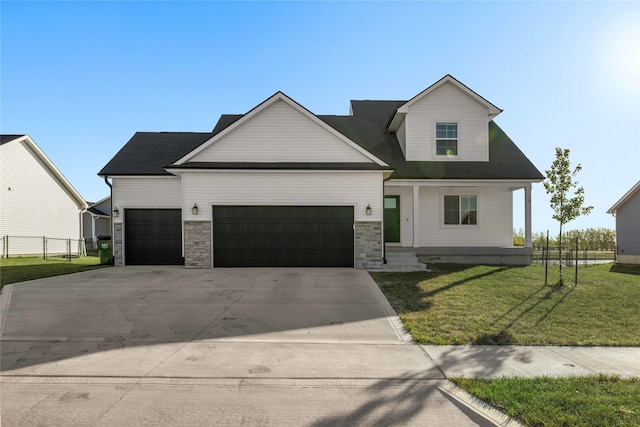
[[524, 183, 532, 248], [413, 185, 420, 248]]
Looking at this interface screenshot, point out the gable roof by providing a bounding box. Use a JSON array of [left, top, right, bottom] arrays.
[[320, 101, 543, 181], [175, 91, 387, 167], [99, 132, 213, 176], [387, 74, 502, 131], [607, 181, 640, 214], [99, 78, 542, 181], [1, 134, 87, 208]]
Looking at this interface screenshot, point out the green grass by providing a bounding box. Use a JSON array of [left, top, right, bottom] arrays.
[[452, 375, 640, 427], [371, 263, 640, 346], [0, 256, 110, 288]]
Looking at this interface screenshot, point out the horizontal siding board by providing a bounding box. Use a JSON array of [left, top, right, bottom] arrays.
[[191, 100, 373, 163], [616, 192, 640, 255], [183, 171, 383, 222], [0, 140, 81, 247], [112, 178, 182, 223], [416, 186, 512, 247], [405, 82, 489, 162]]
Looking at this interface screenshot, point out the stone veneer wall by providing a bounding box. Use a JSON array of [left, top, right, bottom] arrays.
[[184, 221, 212, 269], [113, 223, 123, 267], [355, 221, 383, 269]]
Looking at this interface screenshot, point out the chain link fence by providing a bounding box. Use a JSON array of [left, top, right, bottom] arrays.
[[1, 235, 87, 259]]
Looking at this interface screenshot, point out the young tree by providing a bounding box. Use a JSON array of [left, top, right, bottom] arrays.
[[544, 148, 593, 284]]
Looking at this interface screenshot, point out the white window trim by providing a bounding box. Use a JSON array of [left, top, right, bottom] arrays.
[[440, 193, 479, 228], [433, 120, 462, 160]]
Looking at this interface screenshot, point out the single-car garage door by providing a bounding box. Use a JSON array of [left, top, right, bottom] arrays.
[[213, 206, 354, 267], [125, 209, 183, 265]]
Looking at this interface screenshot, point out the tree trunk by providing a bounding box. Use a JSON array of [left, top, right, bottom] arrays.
[[558, 221, 563, 285]]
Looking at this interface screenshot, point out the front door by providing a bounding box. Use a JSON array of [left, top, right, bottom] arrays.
[[384, 196, 400, 243]]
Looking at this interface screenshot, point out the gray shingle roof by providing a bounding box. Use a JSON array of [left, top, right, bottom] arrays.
[[99, 132, 213, 176], [320, 101, 544, 180], [99, 100, 543, 181], [0, 135, 25, 145]]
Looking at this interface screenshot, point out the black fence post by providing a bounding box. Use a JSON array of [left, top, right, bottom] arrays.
[[575, 236, 579, 286], [67, 238, 71, 262], [544, 230, 549, 286]]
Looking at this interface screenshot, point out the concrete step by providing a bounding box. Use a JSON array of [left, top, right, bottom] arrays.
[[383, 251, 429, 272]]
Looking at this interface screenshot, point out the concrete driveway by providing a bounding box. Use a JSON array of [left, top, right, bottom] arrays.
[[1, 267, 508, 426]]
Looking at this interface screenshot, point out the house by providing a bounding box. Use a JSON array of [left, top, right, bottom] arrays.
[[607, 181, 640, 264], [0, 134, 87, 255], [99, 75, 543, 269], [82, 196, 111, 250]]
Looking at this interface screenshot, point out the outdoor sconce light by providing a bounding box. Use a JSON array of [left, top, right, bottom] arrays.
[[366, 204, 372, 216], [112, 207, 119, 218], [192, 203, 198, 215]]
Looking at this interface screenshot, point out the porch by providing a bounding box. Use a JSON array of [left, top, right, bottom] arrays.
[[383, 180, 536, 265]]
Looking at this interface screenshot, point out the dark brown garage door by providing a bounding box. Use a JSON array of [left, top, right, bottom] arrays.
[[213, 206, 354, 267], [125, 209, 183, 265]]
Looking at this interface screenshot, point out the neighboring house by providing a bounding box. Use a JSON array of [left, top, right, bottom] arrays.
[[0, 134, 87, 255], [82, 196, 111, 249], [607, 181, 640, 264], [99, 75, 543, 269]]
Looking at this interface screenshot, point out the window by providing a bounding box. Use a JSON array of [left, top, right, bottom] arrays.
[[436, 122, 458, 156], [444, 195, 477, 225]]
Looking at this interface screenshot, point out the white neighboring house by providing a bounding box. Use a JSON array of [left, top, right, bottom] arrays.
[[99, 75, 544, 269], [607, 181, 640, 265], [0, 134, 87, 255], [82, 196, 111, 250]]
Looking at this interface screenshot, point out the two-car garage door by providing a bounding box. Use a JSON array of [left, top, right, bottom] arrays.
[[213, 206, 354, 267], [124, 206, 354, 267]]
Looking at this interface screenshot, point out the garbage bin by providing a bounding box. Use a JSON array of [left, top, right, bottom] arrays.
[[97, 235, 112, 265]]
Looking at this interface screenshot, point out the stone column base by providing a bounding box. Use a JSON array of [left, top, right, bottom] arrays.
[[355, 221, 383, 269], [184, 221, 212, 269]]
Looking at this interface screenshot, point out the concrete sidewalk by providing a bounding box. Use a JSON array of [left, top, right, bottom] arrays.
[[422, 345, 640, 379]]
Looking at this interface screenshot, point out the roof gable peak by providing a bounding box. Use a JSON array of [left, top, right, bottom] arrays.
[[388, 75, 502, 131], [175, 91, 387, 166]]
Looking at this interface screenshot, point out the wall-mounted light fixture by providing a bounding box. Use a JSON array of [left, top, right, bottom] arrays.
[[112, 207, 119, 218], [365, 204, 372, 216], [192, 203, 198, 215]]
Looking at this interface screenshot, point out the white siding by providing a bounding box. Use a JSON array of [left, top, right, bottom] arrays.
[[111, 177, 181, 224], [415, 186, 513, 247], [190, 99, 373, 163], [396, 118, 407, 157], [182, 171, 384, 222], [0, 140, 82, 253], [404, 82, 489, 162], [616, 190, 640, 256]]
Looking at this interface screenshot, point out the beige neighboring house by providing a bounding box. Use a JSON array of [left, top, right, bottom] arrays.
[[607, 180, 640, 265], [0, 134, 87, 255]]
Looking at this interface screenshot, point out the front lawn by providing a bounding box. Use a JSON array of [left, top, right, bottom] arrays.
[[0, 256, 109, 289], [452, 375, 640, 427], [371, 263, 640, 346]]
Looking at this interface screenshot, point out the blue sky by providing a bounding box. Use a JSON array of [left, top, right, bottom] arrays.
[[2, 1, 638, 235]]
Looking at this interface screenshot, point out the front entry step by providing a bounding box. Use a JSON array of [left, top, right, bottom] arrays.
[[383, 250, 428, 272]]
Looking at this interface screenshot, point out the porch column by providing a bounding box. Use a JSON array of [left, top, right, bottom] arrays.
[[524, 183, 532, 248], [413, 185, 420, 248]]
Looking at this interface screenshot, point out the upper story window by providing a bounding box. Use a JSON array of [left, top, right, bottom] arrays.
[[444, 195, 477, 225], [436, 122, 458, 156]]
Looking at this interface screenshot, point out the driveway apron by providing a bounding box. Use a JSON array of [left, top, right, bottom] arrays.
[[1, 267, 506, 426]]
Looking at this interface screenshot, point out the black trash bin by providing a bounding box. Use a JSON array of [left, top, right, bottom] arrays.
[[97, 235, 112, 265]]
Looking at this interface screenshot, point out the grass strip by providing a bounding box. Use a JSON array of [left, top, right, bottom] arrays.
[[1, 256, 109, 288], [452, 375, 640, 427], [372, 263, 640, 346]]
